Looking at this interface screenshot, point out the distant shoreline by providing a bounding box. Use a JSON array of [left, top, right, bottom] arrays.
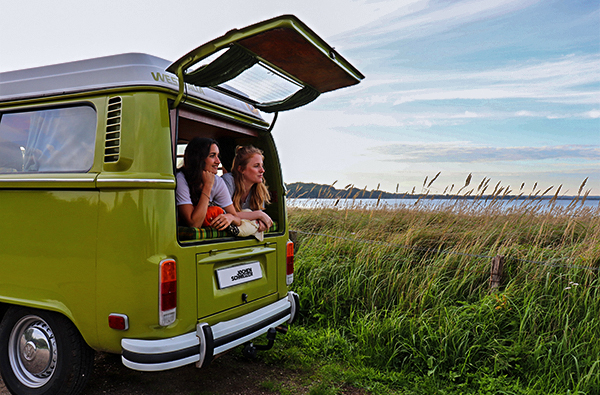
[[286, 182, 600, 201]]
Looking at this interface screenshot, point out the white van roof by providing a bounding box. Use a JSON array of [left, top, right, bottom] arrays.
[[0, 53, 263, 120]]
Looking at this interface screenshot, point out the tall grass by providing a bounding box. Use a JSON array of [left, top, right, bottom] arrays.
[[288, 198, 599, 394]]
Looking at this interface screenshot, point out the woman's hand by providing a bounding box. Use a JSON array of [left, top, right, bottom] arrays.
[[210, 213, 236, 231], [255, 211, 273, 229], [256, 220, 268, 232], [201, 170, 214, 190]]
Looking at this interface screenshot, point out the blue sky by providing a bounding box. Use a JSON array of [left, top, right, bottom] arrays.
[[1, 0, 598, 195]]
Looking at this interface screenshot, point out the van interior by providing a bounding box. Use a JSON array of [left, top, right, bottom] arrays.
[[173, 105, 281, 243]]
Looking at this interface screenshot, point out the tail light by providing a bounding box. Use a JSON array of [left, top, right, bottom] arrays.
[[159, 259, 177, 326], [286, 240, 294, 286], [108, 313, 129, 331]]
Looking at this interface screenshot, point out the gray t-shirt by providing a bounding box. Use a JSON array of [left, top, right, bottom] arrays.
[[222, 172, 251, 210]]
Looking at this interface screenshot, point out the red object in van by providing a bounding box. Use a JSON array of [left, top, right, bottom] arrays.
[[203, 206, 225, 227]]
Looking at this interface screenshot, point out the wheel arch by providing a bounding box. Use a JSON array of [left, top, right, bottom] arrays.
[[0, 299, 96, 350]]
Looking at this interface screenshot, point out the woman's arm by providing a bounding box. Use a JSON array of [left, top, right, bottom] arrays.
[[178, 171, 214, 227], [236, 210, 273, 230]]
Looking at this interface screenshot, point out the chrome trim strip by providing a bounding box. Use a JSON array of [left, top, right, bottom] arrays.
[[0, 178, 95, 183], [96, 178, 176, 184]]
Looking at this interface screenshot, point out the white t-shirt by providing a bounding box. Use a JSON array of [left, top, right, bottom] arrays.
[[176, 171, 233, 208]]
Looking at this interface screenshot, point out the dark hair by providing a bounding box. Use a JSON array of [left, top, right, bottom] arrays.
[[181, 137, 219, 206], [217, 137, 236, 173]]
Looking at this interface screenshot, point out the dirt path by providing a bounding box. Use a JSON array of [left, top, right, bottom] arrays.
[[1, 350, 372, 395], [1, 351, 308, 395]]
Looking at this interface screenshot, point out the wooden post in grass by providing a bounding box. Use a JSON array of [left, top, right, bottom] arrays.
[[289, 230, 299, 254], [490, 255, 504, 290]]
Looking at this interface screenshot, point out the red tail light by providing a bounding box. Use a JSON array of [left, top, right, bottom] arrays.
[[108, 313, 129, 331], [286, 240, 294, 286], [159, 259, 177, 326]]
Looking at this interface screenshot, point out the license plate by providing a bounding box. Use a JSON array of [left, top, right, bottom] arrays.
[[216, 261, 263, 289]]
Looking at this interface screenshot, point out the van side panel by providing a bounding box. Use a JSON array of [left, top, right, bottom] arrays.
[[0, 189, 99, 341], [0, 96, 108, 347]]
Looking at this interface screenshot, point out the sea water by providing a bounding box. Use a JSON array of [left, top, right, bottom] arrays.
[[287, 197, 600, 212]]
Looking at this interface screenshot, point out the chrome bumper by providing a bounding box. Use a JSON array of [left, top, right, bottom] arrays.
[[121, 292, 299, 371]]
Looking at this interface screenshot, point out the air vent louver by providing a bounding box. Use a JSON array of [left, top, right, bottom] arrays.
[[104, 97, 122, 163]]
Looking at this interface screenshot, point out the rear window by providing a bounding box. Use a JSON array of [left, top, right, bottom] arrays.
[[0, 106, 96, 173], [174, 106, 283, 243]]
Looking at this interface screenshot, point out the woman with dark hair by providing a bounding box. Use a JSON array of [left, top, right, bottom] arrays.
[[222, 145, 273, 232], [176, 137, 240, 230]]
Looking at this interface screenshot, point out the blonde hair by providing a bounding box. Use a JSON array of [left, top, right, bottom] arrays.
[[231, 145, 271, 211]]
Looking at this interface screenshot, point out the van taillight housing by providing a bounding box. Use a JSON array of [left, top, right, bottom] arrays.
[[286, 241, 294, 286], [159, 259, 177, 326]]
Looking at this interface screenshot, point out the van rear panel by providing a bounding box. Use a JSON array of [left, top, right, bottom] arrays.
[[196, 242, 279, 319]]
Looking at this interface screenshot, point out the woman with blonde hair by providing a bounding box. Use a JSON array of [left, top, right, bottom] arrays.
[[222, 145, 273, 232]]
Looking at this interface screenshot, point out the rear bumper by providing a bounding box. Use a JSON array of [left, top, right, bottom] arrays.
[[121, 292, 299, 371]]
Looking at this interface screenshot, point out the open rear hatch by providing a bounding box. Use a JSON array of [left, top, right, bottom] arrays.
[[167, 14, 364, 111]]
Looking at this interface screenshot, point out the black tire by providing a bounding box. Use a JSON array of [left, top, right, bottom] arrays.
[[0, 306, 95, 395]]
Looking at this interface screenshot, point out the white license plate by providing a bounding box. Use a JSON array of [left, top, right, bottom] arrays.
[[216, 261, 263, 289]]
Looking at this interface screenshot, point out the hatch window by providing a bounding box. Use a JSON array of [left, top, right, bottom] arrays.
[[0, 106, 96, 173], [187, 46, 303, 104]]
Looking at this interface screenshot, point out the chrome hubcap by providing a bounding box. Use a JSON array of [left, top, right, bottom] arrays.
[[8, 315, 57, 388]]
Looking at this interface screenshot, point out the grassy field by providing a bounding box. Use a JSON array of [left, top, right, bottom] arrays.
[[273, 197, 599, 394]]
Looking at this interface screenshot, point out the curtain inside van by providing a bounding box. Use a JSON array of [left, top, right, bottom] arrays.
[[22, 107, 96, 172], [0, 106, 98, 173]]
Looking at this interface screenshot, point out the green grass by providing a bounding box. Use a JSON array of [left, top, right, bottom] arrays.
[[275, 199, 599, 394]]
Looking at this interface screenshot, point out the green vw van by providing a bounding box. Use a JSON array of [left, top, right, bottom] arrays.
[[0, 15, 363, 395]]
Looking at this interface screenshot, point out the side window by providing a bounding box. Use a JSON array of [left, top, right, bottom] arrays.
[[0, 106, 96, 173]]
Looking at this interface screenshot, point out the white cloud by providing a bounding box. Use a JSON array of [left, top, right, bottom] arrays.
[[350, 95, 389, 106], [374, 143, 600, 163], [452, 111, 479, 118], [357, 54, 600, 111], [516, 111, 535, 117], [339, 0, 540, 47], [586, 110, 600, 119]]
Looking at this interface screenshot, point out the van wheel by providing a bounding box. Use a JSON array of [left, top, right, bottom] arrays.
[[0, 307, 94, 395]]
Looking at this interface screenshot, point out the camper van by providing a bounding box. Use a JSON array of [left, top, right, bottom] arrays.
[[0, 15, 363, 395]]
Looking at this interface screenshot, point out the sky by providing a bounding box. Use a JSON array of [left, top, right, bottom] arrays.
[[1, 0, 598, 196]]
